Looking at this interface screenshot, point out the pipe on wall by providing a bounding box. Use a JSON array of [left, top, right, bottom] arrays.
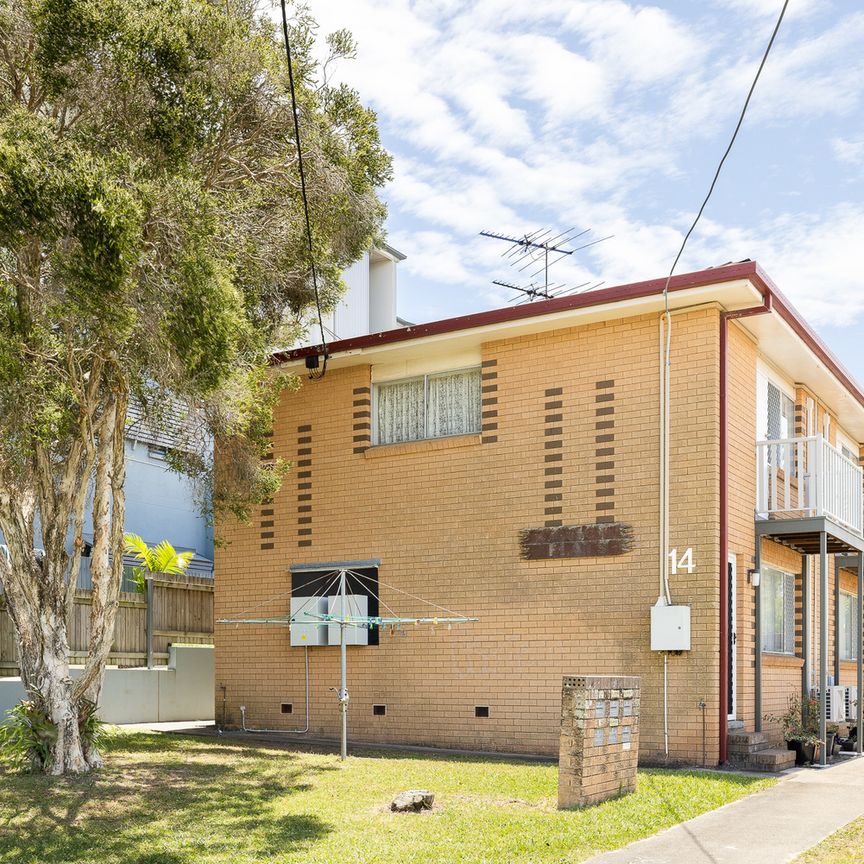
[[239, 646, 311, 734], [720, 294, 772, 763]]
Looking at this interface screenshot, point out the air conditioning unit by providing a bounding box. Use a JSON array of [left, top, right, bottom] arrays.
[[846, 686, 859, 721], [813, 687, 847, 722]]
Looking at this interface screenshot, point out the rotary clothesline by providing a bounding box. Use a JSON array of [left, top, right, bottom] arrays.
[[217, 568, 478, 759], [218, 567, 478, 628]]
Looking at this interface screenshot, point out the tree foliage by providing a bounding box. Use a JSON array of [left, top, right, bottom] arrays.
[[0, 0, 391, 773]]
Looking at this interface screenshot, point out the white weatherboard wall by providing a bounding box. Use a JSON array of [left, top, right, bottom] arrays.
[[0, 645, 214, 725]]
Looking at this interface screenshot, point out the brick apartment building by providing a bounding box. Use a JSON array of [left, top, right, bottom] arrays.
[[214, 260, 864, 767]]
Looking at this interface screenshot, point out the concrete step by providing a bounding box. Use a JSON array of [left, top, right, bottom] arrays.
[[728, 746, 796, 773], [727, 731, 769, 754], [747, 747, 797, 772], [727, 719, 745, 731]]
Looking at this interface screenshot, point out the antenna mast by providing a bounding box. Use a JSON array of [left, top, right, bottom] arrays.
[[481, 227, 611, 302]]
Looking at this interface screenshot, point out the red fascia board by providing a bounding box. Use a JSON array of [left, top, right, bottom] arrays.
[[275, 259, 864, 411], [273, 261, 760, 364], [748, 262, 864, 410]]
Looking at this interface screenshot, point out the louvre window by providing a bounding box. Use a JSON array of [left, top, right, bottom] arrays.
[[840, 591, 859, 661], [766, 382, 795, 441], [374, 368, 481, 445], [761, 566, 796, 654]]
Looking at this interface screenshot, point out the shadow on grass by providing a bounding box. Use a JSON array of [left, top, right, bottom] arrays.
[[0, 736, 336, 864]]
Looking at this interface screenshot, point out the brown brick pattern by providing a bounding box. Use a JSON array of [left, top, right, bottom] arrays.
[[352, 387, 372, 453], [544, 386, 564, 526], [481, 359, 498, 444], [296, 424, 313, 548], [259, 432, 275, 551], [595, 380, 615, 523], [520, 523, 634, 560], [558, 675, 641, 808]]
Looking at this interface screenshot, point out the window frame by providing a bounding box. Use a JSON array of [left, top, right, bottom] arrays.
[[839, 590, 858, 662], [761, 565, 796, 656], [371, 365, 482, 446]]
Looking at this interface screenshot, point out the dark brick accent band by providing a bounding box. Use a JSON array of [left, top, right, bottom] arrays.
[[296, 426, 313, 548], [545, 387, 563, 397], [594, 381, 615, 524], [519, 523, 633, 559], [352, 388, 372, 453], [481, 358, 498, 368], [481, 435, 498, 444]]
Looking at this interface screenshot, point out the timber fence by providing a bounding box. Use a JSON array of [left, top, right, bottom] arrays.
[[0, 571, 214, 676]]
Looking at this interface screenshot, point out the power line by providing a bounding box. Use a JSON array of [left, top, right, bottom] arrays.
[[280, 0, 328, 379], [662, 0, 790, 307]]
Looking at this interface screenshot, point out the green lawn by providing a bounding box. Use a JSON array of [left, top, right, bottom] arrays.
[[0, 730, 775, 864], [795, 817, 864, 864]]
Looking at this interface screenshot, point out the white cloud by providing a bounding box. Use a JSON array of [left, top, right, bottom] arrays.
[[300, 0, 864, 335], [832, 137, 864, 165]]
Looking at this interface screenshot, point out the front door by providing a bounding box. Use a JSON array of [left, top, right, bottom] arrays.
[[728, 553, 737, 720]]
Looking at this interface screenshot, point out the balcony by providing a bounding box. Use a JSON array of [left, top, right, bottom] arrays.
[[756, 435, 863, 551]]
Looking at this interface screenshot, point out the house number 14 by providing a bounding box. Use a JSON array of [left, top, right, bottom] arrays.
[[668, 548, 695, 574]]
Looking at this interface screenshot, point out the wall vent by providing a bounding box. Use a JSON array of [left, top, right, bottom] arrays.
[[475, 705, 490, 718], [280, 703, 293, 715], [373, 704, 386, 716]]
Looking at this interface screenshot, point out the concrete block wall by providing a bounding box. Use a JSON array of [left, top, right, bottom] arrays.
[[0, 645, 214, 725]]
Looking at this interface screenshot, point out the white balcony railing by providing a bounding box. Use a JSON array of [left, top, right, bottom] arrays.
[[756, 435, 863, 536]]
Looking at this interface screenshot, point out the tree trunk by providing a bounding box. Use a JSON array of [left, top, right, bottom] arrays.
[[0, 372, 127, 774]]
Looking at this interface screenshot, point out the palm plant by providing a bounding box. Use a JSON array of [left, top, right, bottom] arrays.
[[124, 534, 194, 670], [124, 534, 194, 593]]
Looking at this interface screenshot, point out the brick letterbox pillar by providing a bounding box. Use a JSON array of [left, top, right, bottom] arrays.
[[558, 675, 641, 809]]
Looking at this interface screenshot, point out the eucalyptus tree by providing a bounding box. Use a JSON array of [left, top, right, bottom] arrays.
[[0, 0, 390, 773]]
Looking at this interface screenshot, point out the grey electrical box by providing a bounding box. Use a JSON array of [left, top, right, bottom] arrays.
[[650, 604, 691, 651], [290, 596, 329, 647], [328, 594, 369, 646]]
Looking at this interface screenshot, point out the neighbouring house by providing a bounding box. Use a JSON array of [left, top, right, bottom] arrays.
[[214, 259, 863, 769]]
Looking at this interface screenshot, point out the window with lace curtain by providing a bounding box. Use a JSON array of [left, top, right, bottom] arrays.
[[374, 367, 481, 445]]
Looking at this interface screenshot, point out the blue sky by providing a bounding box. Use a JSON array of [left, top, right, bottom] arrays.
[[307, 0, 864, 382]]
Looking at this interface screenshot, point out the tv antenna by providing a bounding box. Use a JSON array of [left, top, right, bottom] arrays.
[[481, 227, 611, 301]]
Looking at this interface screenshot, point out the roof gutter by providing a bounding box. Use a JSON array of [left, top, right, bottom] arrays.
[[275, 260, 864, 414]]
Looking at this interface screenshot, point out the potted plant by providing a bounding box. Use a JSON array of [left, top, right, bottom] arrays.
[[826, 723, 840, 759], [766, 695, 824, 766]]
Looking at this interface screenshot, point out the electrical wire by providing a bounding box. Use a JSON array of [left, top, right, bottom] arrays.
[[657, 0, 789, 605], [661, 0, 790, 306], [280, 0, 328, 379]]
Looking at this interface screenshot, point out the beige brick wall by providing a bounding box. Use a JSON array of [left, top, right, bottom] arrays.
[[726, 320, 860, 746], [217, 305, 861, 762], [215, 305, 730, 764]]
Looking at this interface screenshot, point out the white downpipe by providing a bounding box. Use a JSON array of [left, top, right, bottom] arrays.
[[658, 314, 673, 607], [239, 646, 311, 734], [659, 312, 673, 760], [664, 653, 669, 757]]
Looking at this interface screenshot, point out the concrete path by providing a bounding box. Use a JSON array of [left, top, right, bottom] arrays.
[[588, 756, 864, 864]]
